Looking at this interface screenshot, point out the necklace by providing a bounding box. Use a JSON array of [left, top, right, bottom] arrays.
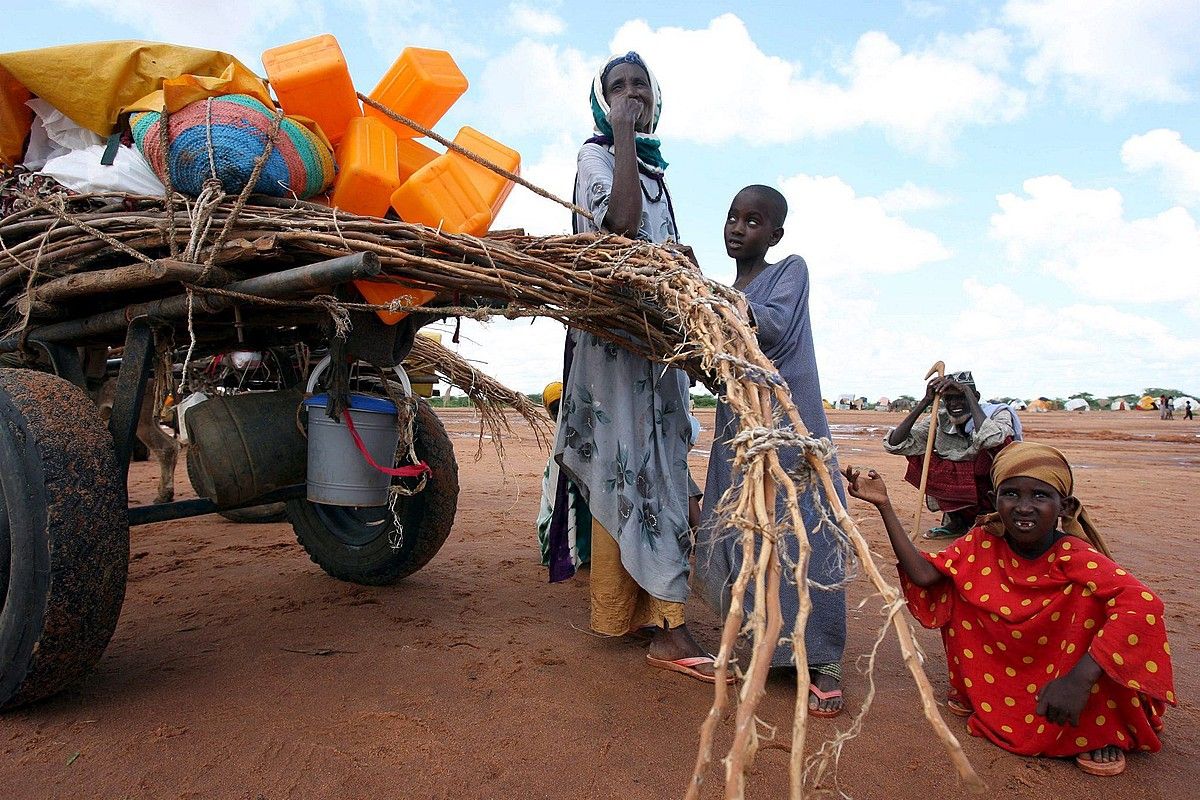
[[640, 177, 664, 203]]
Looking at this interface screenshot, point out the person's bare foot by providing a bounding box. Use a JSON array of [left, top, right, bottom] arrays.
[[646, 624, 717, 678], [808, 668, 843, 715]]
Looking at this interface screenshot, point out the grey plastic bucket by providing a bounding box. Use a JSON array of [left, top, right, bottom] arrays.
[[302, 357, 409, 507]]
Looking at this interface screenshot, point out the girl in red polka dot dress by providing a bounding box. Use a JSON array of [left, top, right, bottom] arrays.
[[843, 441, 1175, 777]]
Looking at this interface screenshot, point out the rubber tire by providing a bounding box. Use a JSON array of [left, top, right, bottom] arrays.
[[287, 398, 458, 585], [0, 369, 129, 710]]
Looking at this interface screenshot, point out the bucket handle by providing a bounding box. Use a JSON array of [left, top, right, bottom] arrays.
[[306, 354, 414, 396]]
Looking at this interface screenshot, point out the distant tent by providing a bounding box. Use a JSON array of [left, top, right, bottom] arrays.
[[1011, 400, 1028, 411], [1137, 395, 1157, 411], [1029, 398, 1054, 413], [876, 396, 891, 409], [1172, 396, 1198, 413], [1064, 398, 1089, 412], [1110, 399, 1131, 411], [836, 393, 855, 410], [889, 398, 914, 412]]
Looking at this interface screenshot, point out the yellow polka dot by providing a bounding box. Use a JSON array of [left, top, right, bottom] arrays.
[[1050, 612, 1061, 622], [1045, 664, 1055, 675], [983, 644, 994, 655], [1002, 580, 1013, 590], [1105, 699, 1116, 709], [980, 701, 993, 713], [1129, 679, 1141, 690], [1060, 555, 1071, 562], [1112, 652, 1124, 665], [1090, 683, 1100, 694], [1116, 731, 1126, 742], [1115, 568, 1126, 576], [963, 581, 973, 591], [1167, 690, 1175, 703], [981, 567, 992, 575], [1026, 575, 1038, 583], [1110, 613, 1119, 621], [964, 677, 973, 687], [1127, 633, 1138, 646], [1062, 541, 1071, 550], [981, 540, 992, 549], [1146, 614, 1156, 626], [1131, 696, 1141, 707], [949, 567, 958, 575], [984, 673, 996, 684], [1062, 584, 1073, 594], [980, 594, 990, 602], [1066, 643, 1076, 654], [1086, 561, 1098, 570], [966, 533, 973, 542], [948, 627, 956, 637], [1047, 553, 1056, 562], [962, 620, 973, 631], [1146, 660, 1158, 674], [1004, 696, 1016, 707], [1035, 635, 1047, 645], [1005, 667, 1017, 677], [1000, 606, 1012, 615], [953, 656, 960, 665], [989, 613, 1000, 622], [1141, 591, 1154, 602], [1037, 724, 1046, 734], [1024, 714, 1035, 724], [919, 589, 928, 598], [939, 593, 949, 603], [967, 554, 976, 563], [1022, 599, 1033, 606], [963, 649, 974, 659], [1141, 745, 1151, 752], [1164, 642, 1171, 655], [1042, 599, 1051, 607], [1097, 630, 1104, 638], [1075, 736, 1088, 748], [1001, 725, 1014, 733], [1107, 598, 1117, 607], [1084, 619, 1096, 630], [1011, 630, 1022, 640], [1026, 683, 1037, 693], [995, 641, 1007, 652], [1022, 656, 1034, 665], [1096, 714, 1106, 726]]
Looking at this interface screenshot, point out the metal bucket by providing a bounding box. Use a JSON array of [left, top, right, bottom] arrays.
[[302, 357, 410, 507]]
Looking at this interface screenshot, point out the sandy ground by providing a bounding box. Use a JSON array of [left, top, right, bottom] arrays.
[[2, 409, 1197, 799]]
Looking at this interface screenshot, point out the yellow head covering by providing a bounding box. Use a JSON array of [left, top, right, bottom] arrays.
[[981, 441, 1109, 557], [542, 381, 563, 415]]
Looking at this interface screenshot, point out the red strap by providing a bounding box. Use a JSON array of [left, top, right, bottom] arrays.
[[343, 410, 432, 478]]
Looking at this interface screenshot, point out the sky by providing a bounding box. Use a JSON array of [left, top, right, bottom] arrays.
[[4, 1, 1199, 401]]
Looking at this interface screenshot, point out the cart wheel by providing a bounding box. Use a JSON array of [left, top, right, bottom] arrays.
[[287, 398, 458, 585], [0, 369, 128, 709]]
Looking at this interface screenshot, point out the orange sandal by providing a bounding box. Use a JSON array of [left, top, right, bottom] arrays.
[[807, 684, 844, 718], [646, 654, 734, 684], [1075, 749, 1126, 777]]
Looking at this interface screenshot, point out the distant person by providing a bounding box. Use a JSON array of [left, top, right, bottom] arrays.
[[1159, 395, 1169, 420], [1185, 400, 1194, 420], [843, 442, 1176, 777], [885, 372, 1022, 539], [1165, 396, 1174, 420], [694, 184, 848, 716], [537, 381, 590, 571]]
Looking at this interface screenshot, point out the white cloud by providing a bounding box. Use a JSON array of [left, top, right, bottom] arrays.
[[475, 39, 598, 139], [877, 182, 954, 213], [1003, 0, 1200, 111], [610, 14, 1026, 156], [777, 174, 951, 276], [55, 0, 322, 65], [434, 317, 566, 395], [1121, 129, 1200, 208], [492, 134, 579, 235], [989, 175, 1200, 305], [507, 3, 566, 37], [903, 0, 946, 19], [347, 0, 487, 62]]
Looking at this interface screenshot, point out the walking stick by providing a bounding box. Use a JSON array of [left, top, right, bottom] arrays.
[[911, 360, 945, 540]]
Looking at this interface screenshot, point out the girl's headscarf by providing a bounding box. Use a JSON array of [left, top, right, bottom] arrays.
[[980, 441, 1110, 557], [588, 51, 668, 176]]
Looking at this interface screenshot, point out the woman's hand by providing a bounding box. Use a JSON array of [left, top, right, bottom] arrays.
[[1036, 674, 1093, 726], [607, 94, 644, 134], [842, 466, 890, 508]]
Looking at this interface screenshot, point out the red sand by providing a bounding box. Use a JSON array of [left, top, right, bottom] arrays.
[[2, 409, 1197, 799]]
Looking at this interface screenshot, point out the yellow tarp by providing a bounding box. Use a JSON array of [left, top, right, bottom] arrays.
[[1, 41, 270, 167]]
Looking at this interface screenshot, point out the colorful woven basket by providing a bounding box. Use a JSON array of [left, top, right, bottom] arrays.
[[131, 94, 335, 199]]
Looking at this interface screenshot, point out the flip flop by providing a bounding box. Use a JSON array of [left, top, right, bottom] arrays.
[[922, 526, 961, 540], [946, 692, 973, 718], [807, 684, 844, 718], [1075, 749, 1126, 777], [646, 654, 733, 684]]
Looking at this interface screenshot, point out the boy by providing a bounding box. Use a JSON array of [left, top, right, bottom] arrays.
[[694, 185, 848, 716], [885, 371, 1022, 539]]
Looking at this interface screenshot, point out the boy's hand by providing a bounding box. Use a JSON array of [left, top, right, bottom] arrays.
[[1036, 674, 1093, 727], [842, 466, 890, 507]]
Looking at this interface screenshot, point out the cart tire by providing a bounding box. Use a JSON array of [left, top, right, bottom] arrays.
[[0, 369, 128, 710], [287, 399, 458, 585]]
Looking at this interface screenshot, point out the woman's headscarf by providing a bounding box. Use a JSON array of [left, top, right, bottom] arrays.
[[588, 51, 668, 176], [980, 441, 1109, 557]]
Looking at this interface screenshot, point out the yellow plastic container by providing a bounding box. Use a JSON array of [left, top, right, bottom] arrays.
[[396, 137, 438, 183], [450, 126, 520, 219], [262, 34, 360, 145], [390, 154, 491, 237], [353, 279, 438, 325], [365, 48, 468, 138], [0, 67, 32, 167], [330, 116, 402, 218]]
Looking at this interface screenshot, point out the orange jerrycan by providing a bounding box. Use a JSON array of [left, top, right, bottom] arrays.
[[0, 67, 32, 166], [365, 47, 468, 138], [450, 127, 520, 219], [331, 116, 402, 218], [353, 278, 438, 325], [390, 154, 491, 237], [397, 138, 438, 183], [263, 34, 361, 145]]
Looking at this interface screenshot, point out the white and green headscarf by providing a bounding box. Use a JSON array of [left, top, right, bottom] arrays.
[[589, 51, 668, 176]]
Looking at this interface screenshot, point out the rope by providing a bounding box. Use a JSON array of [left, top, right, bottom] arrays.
[[356, 92, 595, 222], [728, 426, 836, 462]]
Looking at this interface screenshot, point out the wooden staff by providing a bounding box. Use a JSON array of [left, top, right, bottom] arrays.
[[911, 360, 945, 540]]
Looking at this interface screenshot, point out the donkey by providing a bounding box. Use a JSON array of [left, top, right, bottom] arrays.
[[97, 378, 180, 504]]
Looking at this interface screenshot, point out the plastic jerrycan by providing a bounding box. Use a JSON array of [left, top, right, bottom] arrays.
[[0, 68, 32, 166], [450, 127, 520, 219], [389, 154, 492, 237], [397, 138, 438, 183], [365, 48, 468, 138], [331, 116, 402, 217], [262, 34, 361, 145]]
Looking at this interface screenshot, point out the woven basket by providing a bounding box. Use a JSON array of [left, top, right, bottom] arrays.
[[132, 94, 335, 199]]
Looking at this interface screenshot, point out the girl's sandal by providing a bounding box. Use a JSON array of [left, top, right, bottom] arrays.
[[946, 692, 973, 717], [1075, 749, 1126, 777], [923, 526, 961, 540]]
